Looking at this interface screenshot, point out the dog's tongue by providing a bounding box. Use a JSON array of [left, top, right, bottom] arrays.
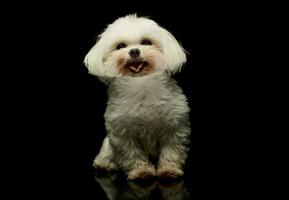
[[128, 63, 143, 72]]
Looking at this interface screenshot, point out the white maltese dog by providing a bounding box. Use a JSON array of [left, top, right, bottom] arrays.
[[84, 14, 190, 180]]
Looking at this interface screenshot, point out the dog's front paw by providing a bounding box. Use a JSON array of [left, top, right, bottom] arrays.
[[157, 162, 184, 179], [127, 164, 156, 180]]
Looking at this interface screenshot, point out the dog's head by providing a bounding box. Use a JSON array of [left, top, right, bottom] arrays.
[[84, 14, 186, 83]]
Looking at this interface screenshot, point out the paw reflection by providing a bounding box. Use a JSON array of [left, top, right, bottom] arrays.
[[94, 172, 191, 200]]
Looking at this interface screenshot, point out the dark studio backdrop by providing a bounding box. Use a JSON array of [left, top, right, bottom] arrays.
[[2, 1, 257, 198]]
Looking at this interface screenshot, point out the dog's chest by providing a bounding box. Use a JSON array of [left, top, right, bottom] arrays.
[[106, 76, 178, 130], [109, 76, 171, 118]]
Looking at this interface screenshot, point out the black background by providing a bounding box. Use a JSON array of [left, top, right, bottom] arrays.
[[2, 1, 258, 198]]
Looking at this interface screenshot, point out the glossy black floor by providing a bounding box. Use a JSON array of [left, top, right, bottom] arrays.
[[94, 175, 191, 200], [62, 149, 194, 199], [84, 166, 192, 200]]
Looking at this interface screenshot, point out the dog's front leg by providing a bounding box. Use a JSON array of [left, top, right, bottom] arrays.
[[109, 135, 156, 180], [157, 127, 190, 178]]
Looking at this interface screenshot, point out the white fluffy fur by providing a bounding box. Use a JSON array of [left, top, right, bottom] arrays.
[[85, 15, 190, 180]]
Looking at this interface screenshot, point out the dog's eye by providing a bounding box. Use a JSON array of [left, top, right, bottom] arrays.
[[141, 39, 152, 45], [116, 43, 127, 50]]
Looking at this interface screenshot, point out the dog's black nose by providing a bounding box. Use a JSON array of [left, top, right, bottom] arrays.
[[129, 48, 140, 58]]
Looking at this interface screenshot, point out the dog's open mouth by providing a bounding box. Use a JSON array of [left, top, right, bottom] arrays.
[[124, 60, 149, 73]]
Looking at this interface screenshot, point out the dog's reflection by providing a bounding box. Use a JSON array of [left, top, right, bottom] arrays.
[[95, 172, 191, 200]]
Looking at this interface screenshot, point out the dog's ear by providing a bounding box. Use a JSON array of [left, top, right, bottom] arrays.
[[160, 28, 187, 75], [84, 37, 111, 84]]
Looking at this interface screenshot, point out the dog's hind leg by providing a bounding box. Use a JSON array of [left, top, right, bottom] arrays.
[[93, 137, 117, 171]]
